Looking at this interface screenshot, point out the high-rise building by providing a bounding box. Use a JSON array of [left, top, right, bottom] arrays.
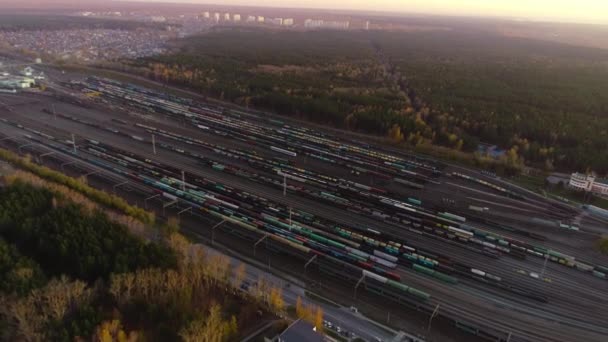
[[304, 19, 350, 30], [365, 20, 370, 30], [304, 19, 324, 28], [257, 16, 265, 23], [202, 11, 210, 19], [233, 14, 241, 22], [268, 18, 283, 25], [283, 18, 294, 26], [224, 13, 231, 21], [213, 12, 220, 22], [246, 15, 256, 22]]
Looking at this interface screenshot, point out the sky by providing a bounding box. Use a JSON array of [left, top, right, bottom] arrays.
[[134, 0, 608, 24]]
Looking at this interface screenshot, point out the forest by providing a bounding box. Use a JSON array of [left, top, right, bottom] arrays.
[[0, 174, 278, 341], [0, 14, 165, 32], [113, 27, 608, 175]]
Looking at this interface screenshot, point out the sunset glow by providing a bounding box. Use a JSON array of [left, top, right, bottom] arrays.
[[137, 0, 608, 24]]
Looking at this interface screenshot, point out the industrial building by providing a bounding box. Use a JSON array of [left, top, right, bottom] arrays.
[[569, 173, 608, 196], [0, 75, 35, 90]]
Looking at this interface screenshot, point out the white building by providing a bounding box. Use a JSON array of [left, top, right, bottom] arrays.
[[150, 16, 166, 23], [0, 76, 35, 89], [569, 173, 608, 196], [304, 19, 324, 28], [365, 20, 370, 30], [257, 16, 265, 23], [21, 67, 34, 76], [267, 18, 283, 26], [233, 14, 241, 22], [224, 13, 231, 21], [304, 19, 350, 30], [202, 11, 210, 19], [246, 15, 256, 22], [323, 20, 350, 29], [283, 18, 294, 26], [213, 12, 220, 22]]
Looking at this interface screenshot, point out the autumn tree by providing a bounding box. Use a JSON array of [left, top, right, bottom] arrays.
[[92, 319, 138, 342], [314, 306, 324, 332], [234, 263, 246, 290], [387, 124, 404, 143], [269, 286, 285, 313], [179, 305, 237, 342]]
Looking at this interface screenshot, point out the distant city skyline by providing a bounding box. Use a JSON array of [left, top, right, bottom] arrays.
[[128, 0, 608, 25]]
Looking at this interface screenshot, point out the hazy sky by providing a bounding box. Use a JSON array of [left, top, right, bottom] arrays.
[[139, 0, 608, 24]]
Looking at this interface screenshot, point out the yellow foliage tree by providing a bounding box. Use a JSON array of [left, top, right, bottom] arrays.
[[92, 320, 138, 342], [314, 306, 324, 332], [269, 286, 285, 313], [387, 124, 404, 143]]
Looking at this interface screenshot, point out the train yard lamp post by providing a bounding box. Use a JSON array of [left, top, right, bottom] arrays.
[[152, 134, 156, 155], [144, 193, 160, 210], [211, 220, 226, 246], [354, 274, 365, 300], [181, 170, 186, 191], [113, 181, 129, 194], [39, 151, 55, 163], [61, 161, 76, 172], [253, 234, 268, 257], [283, 174, 287, 196], [83, 170, 99, 184], [427, 304, 440, 333], [304, 254, 317, 274], [18, 143, 32, 154], [540, 253, 550, 279], [177, 206, 192, 217], [71, 134, 77, 154], [162, 199, 178, 216]]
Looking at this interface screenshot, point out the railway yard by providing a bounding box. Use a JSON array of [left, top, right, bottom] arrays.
[[1, 76, 607, 342]]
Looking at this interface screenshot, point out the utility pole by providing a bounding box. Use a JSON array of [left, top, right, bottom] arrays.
[[427, 304, 440, 332], [540, 253, 549, 279], [52, 104, 56, 120], [71, 133, 76, 154], [283, 174, 287, 196], [289, 206, 292, 228], [211, 220, 226, 246], [152, 134, 156, 155], [181, 170, 186, 191]]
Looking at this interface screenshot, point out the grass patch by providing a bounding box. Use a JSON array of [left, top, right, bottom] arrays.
[[305, 291, 340, 308], [510, 174, 546, 192], [599, 237, 608, 255]]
